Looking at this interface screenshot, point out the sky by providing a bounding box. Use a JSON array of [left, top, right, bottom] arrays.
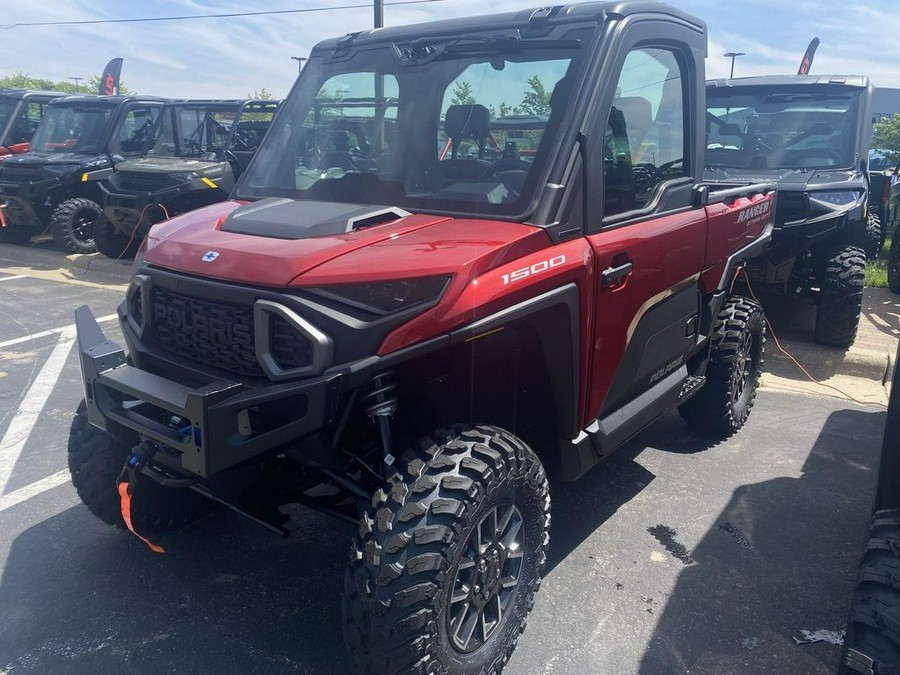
[[0, 1, 897, 100]]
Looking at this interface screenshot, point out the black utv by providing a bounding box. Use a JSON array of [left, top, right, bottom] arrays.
[[706, 75, 875, 347], [0, 95, 164, 253], [0, 89, 64, 161], [95, 99, 279, 258]]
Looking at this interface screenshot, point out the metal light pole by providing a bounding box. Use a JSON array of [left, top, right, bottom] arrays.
[[374, 0, 383, 28], [723, 52, 745, 80], [68, 76, 84, 92], [291, 56, 307, 74]]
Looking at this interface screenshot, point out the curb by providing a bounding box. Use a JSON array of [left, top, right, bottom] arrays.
[[66, 253, 132, 274], [766, 339, 892, 385]]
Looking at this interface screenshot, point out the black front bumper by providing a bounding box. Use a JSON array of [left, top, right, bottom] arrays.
[[0, 179, 53, 226], [76, 306, 342, 480]]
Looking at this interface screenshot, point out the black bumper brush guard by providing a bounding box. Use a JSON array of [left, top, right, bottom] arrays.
[[75, 305, 342, 484]]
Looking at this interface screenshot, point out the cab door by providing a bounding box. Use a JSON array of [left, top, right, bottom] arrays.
[[584, 44, 707, 440]]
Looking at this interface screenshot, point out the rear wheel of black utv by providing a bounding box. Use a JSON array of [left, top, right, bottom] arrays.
[[342, 425, 550, 675], [815, 244, 866, 347], [889, 236, 900, 295], [50, 197, 100, 253], [679, 296, 765, 438], [68, 401, 212, 532], [93, 214, 140, 259]]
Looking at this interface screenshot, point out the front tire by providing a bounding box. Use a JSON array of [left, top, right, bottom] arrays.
[[839, 510, 900, 674], [679, 296, 765, 438], [815, 244, 866, 347], [67, 401, 212, 532], [343, 425, 550, 675], [50, 198, 100, 254], [93, 214, 140, 259]]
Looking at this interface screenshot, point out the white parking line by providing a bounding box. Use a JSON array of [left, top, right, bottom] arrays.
[[0, 313, 117, 349], [0, 274, 27, 282], [0, 469, 70, 513], [0, 328, 76, 495]]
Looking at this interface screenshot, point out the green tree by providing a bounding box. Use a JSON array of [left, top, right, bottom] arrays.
[[873, 116, 900, 164], [0, 71, 131, 95], [247, 88, 274, 100], [451, 80, 475, 106], [518, 75, 551, 117]]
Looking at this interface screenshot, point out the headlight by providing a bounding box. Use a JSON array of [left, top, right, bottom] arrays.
[[47, 164, 79, 175], [314, 276, 451, 316], [811, 191, 861, 206], [203, 167, 225, 179]]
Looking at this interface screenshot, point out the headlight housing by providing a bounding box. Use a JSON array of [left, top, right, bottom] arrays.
[[811, 190, 861, 206], [312, 275, 451, 317]]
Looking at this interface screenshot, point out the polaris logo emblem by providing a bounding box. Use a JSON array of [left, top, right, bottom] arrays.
[[737, 201, 770, 223], [201, 251, 220, 262]]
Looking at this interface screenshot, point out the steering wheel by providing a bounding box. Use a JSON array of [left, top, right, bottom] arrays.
[[483, 159, 532, 177], [636, 158, 683, 193]]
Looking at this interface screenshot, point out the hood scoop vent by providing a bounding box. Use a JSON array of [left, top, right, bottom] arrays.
[[220, 198, 410, 240]]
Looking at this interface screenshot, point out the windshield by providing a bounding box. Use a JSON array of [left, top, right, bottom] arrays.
[[0, 99, 19, 141], [29, 103, 112, 154], [706, 89, 862, 171], [236, 35, 583, 217], [146, 104, 242, 159]]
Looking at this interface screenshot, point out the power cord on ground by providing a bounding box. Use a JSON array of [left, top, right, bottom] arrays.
[[739, 267, 888, 408]]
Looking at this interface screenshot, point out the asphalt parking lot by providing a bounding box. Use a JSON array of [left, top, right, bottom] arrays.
[[0, 241, 895, 674]]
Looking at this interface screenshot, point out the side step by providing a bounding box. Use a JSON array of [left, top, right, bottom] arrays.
[[678, 375, 706, 402]]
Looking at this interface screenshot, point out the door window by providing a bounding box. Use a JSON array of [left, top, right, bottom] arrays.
[[603, 48, 687, 217]]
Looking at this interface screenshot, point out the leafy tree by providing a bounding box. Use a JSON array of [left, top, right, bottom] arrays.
[[451, 81, 475, 106], [518, 75, 551, 117], [247, 88, 274, 100], [0, 71, 131, 95], [873, 116, 900, 164]]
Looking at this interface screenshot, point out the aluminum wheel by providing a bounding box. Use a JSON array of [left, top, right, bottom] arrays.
[[447, 502, 524, 653]]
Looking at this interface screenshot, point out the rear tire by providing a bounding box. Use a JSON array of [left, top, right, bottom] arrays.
[[679, 296, 765, 438], [93, 214, 140, 259], [342, 425, 550, 675], [839, 510, 900, 674], [815, 244, 866, 347], [50, 198, 100, 254], [889, 236, 900, 295], [67, 401, 212, 532]]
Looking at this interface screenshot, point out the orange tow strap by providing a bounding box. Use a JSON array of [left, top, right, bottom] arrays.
[[118, 481, 165, 554]]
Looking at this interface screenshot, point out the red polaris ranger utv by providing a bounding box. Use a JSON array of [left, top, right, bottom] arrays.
[[69, 3, 775, 672]]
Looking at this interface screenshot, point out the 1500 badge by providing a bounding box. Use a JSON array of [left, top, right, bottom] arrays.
[[502, 255, 566, 285]]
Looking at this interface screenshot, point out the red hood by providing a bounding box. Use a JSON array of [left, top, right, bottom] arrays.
[[145, 200, 453, 287], [145, 200, 547, 290]]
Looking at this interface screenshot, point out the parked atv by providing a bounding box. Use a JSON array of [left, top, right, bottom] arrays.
[[0, 95, 163, 252], [840, 342, 900, 674], [95, 99, 279, 259], [69, 4, 775, 672], [0, 89, 63, 163], [706, 75, 875, 347]]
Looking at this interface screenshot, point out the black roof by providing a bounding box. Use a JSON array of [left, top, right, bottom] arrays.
[[47, 94, 168, 107], [708, 74, 870, 90], [312, 1, 703, 54], [0, 88, 67, 100]]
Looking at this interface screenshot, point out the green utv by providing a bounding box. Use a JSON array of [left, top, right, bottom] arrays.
[[95, 99, 279, 259], [0, 95, 164, 252]]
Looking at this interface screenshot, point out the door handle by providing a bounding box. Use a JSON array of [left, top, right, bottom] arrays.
[[601, 261, 633, 289]]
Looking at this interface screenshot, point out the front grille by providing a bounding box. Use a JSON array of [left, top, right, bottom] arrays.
[[776, 193, 809, 224], [119, 171, 169, 192], [1, 166, 44, 182], [150, 288, 313, 378]]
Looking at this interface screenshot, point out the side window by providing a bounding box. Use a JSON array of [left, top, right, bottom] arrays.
[[119, 106, 159, 154], [603, 48, 687, 218]]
